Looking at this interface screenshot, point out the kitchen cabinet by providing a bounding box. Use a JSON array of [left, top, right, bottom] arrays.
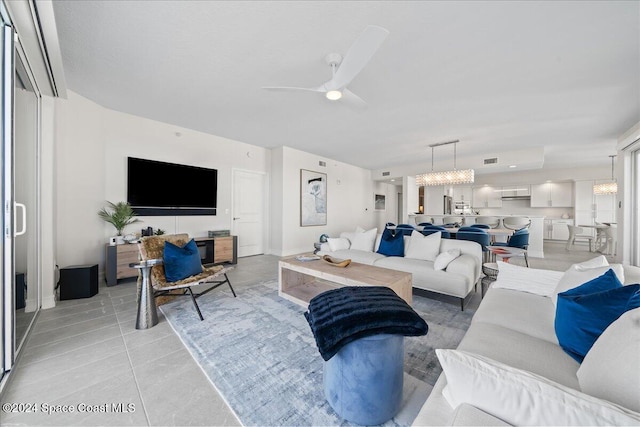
[[472, 186, 502, 208], [452, 186, 473, 202], [574, 180, 616, 233], [501, 185, 530, 197], [543, 219, 573, 240], [531, 182, 573, 207]]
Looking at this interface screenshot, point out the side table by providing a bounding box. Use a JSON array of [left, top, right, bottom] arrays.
[[130, 259, 163, 329], [481, 262, 499, 298]]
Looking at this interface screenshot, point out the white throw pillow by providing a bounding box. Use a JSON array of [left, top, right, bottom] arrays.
[[405, 230, 441, 262], [327, 237, 350, 252], [492, 261, 563, 297], [573, 255, 609, 271], [437, 349, 640, 426], [552, 264, 625, 307], [577, 308, 640, 413], [350, 227, 377, 252], [434, 248, 461, 271]]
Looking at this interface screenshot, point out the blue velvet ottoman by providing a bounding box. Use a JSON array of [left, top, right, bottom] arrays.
[[324, 333, 404, 425]]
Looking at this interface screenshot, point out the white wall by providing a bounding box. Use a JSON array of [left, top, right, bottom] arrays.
[[272, 146, 376, 256], [55, 91, 271, 274]]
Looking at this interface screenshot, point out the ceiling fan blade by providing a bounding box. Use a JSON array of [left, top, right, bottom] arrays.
[[262, 86, 324, 93], [331, 25, 389, 89], [341, 89, 368, 111]]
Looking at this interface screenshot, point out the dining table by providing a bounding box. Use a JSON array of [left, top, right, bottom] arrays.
[[389, 225, 514, 243]]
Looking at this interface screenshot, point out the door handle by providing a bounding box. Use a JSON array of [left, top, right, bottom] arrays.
[[233, 217, 240, 220], [15, 202, 26, 236]]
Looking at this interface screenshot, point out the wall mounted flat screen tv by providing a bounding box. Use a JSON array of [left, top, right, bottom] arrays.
[[127, 157, 217, 216]]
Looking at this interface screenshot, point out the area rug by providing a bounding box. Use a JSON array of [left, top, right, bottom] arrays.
[[160, 280, 475, 426]]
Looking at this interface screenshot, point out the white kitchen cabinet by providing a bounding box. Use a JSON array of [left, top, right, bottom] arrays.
[[501, 185, 530, 197], [574, 180, 617, 233], [452, 186, 473, 202], [531, 182, 573, 207], [472, 186, 502, 208]]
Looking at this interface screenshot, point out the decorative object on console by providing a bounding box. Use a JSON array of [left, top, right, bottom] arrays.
[[300, 169, 327, 226], [415, 140, 474, 186], [208, 230, 230, 237], [97, 200, 140, 243], [593, 154, 618, 195], [321, 255, 351, 268]]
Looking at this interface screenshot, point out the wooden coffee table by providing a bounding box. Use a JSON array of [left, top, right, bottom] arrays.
[[278, 256, 413, 307]]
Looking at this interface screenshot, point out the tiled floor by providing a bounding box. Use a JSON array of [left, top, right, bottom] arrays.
[[0, 241, 605, 426]]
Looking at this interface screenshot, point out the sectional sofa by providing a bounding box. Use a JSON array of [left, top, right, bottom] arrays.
[[413, 256, 640, 426], [317, 228, 482, 309]]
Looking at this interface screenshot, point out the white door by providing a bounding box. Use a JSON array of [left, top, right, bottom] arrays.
[[232, 170, 265, 257]]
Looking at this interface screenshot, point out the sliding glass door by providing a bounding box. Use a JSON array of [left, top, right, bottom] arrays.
[[0, 8, 40, 386]]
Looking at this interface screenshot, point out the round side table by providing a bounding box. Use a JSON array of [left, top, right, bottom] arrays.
[[481, 262, 499, 298]]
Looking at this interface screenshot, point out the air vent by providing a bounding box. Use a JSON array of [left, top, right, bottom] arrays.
[[484, 157, 498, 165], [319, 161, 326, 167], [382, 171, 390, 176]]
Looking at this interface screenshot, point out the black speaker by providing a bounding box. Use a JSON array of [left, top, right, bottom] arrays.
[[59, 264, 99, 300]]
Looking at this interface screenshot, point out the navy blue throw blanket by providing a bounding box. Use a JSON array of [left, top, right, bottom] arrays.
[[304, 286, 429, 361]]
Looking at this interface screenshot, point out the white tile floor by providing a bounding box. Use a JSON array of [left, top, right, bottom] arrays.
[[0, 241, 604, 426]]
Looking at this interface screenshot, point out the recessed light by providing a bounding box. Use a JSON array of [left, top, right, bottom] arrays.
[[509, 165, 516, 168], [390, 179, 395, 182]]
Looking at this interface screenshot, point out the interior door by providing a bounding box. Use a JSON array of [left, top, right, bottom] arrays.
[[232, 169, 265, 257]]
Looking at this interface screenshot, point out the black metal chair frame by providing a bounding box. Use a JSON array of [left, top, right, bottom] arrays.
[[153, 270, 236, 321]]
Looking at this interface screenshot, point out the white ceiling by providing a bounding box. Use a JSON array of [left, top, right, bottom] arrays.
[[50, 1, 639, 175]]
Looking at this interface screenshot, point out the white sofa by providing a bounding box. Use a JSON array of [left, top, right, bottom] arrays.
[[412, 257, 640, 426], [317, 229, 482, 309]]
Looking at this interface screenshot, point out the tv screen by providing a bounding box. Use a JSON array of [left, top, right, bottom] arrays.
[[127, 157, 217, 215]]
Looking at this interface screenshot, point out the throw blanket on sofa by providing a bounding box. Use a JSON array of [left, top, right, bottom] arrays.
[[304, 286, 428, 361]]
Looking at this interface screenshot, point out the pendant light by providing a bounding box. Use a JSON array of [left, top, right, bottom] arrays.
[[593, 155, 617, 195], [415, 140, 474, 186]]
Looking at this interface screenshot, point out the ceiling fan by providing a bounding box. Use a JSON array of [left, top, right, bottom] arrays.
[[262, 25, 390, 110]]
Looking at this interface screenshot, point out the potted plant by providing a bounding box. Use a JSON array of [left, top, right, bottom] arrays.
[[98, 201, 141, 244]]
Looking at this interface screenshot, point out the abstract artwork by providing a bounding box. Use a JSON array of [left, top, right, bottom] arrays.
[[300, 169, 327, 226], [375, 194, 386, 211]]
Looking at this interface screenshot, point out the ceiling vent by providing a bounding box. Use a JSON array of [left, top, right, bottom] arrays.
[[319, 161, 326, 167], [484, 157, 498, 165], [382, 171, 390, 176]]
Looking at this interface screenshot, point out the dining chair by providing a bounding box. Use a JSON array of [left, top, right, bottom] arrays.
[[469, 223, 490, 229], [456, 230, 490, 263], [502, 216, 531, 230], [421, 225, 450, 239], [394, 224, 416, 236], [566, 225, 594, 252], [474, 216, 501, 228], [443, 216, 463, 227], [492, 229, 530, 267]]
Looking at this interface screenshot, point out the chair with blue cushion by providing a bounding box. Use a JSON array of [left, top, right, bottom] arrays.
[[470, 223, 490, 229], [385, 222, 396, 227], [417, 222, 432, 227], [492, 228, 530, 266], [138, 233, 236, 320], [421, 225, 450, 239], [394, 224, 416, 236], [456, 230, 490, 263], [457, 226, 480, 232]]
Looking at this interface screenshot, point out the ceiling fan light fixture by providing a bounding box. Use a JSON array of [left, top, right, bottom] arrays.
[[326, 90, 342, 101]]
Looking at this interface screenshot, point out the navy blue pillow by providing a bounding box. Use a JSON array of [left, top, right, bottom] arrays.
[[163, 239, 203, 282], [555, 269, 640, 362], [377, 228, 404, 257]]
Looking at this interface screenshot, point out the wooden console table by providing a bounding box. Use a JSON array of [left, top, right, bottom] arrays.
[[105, 235, 238, 286]]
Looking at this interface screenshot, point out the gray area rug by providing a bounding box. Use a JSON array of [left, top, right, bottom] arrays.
[[161, 280, 474, 426]]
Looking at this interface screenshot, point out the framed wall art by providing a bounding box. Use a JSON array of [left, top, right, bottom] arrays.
[[300, 169, 327, 226]]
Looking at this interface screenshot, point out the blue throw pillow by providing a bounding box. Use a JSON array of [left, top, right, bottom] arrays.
[[163, 239, 203, 282], [377, 228, 404, 257], [555, 269, 640, 363]]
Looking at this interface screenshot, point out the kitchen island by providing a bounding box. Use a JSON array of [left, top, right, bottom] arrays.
[[409, 214, 544, 258]]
